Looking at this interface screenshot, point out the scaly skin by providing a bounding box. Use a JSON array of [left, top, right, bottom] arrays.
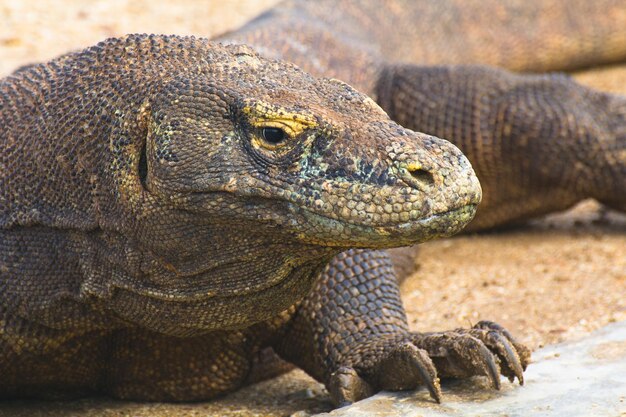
[[219, 0, 625, 402], [4, 0, 626, 407], [1, 35, 528, 404], [377, 65, 626, 229], [222, 0, 626, 230], [221, 0, 626, 95]]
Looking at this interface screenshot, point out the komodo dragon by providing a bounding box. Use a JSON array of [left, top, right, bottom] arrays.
[[1, 1, 626, 410], [0, 34, 520, 406], [221, 0, 626, 231]]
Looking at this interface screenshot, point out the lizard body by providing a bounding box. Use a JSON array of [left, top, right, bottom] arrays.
[[1, 34, 520, 404], [2, 0, 626, 407]]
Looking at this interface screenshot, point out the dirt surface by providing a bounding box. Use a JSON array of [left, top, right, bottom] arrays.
[[404, 200, 626, 351], [0, 0, 280, 77], [0, 2, 625, 417]]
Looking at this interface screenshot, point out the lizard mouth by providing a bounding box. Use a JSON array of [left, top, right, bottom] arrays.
[[294, 202, 478, 248]]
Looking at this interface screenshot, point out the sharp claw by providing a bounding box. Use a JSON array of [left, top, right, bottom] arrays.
[[485, 351, 501, 390], [375, 342, 443, 403], [493, 332, 525, 385], [412, 347, 442, 403], [474, 321, 527, 385], [470, 336, 501, 390]]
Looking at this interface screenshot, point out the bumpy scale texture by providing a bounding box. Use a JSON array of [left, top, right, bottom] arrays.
[[3, 0, 626, 407], [1, 34, 528, 404], [223, 1, 625, 405], [223, 0, 626, 231], [377, 66, 626, 230]]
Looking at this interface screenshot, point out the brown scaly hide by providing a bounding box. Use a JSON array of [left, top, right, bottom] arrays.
[[2, 0, 626, 408], [3, 35, 505, 403]]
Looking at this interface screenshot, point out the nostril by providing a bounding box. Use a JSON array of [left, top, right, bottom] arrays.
[[408, 167, 435, 186]]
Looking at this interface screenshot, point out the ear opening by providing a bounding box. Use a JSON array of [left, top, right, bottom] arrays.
[[138, 139, 148, 189]]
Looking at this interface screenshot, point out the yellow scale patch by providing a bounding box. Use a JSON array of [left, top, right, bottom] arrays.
[[242, 100, 317, 139]]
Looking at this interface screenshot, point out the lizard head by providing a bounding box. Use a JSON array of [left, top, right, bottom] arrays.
[[85, 35, 481, 333], [138, 44, 481, 250]]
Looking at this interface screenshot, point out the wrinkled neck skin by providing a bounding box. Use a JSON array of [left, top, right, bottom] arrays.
[[78, 198, 345, 336], [1, 211, 341, 337]]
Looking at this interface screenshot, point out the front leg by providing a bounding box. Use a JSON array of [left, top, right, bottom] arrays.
[[272, 249, 530, 406]]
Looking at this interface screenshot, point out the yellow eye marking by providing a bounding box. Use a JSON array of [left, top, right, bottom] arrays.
[[243, 101, 317, 138]]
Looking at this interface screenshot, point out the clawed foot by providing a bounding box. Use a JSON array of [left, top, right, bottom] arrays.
[[329, 342, 441, 406], [328, 321, 530, 406]]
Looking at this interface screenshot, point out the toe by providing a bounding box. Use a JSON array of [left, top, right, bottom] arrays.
[[328, 366, 374, 407], [453, 334, 502, 390], [472, 321, 531, 380], [374, 342, 442, 403]]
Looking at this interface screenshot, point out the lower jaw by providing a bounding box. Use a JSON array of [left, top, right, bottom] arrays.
[[298, 204, 478, 249]]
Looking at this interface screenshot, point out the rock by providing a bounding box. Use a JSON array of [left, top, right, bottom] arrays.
[[318, 320, 626, 417]]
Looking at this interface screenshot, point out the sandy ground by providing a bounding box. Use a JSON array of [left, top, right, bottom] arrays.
[[0, 1, 625, 416], [0, 0, 281, 76]]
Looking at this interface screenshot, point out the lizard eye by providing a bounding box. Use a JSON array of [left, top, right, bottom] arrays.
[[261, 127, 287, 145]]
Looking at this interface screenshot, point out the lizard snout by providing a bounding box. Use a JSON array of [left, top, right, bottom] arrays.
[[395, 161, 436, 192], [386, 129, 482, 211]]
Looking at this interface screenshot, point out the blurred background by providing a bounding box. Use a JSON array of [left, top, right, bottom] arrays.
[[0, 0, 279, 76], [2, 0, 626, 93], [0, 1, 624, 416]]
